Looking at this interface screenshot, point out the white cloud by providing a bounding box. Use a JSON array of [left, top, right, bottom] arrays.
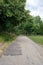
[[25, 0, 43, 19], [26, 0, 39, 7]]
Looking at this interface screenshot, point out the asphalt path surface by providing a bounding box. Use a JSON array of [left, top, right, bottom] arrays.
[[0, 35, 43, 65]]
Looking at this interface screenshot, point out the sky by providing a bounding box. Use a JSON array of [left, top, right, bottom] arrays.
[[25, 0, 43, 19]]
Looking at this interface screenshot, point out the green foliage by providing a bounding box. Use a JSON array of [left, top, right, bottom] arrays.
[[32, 16, 42, 35], [0, 33, 15, 42], [0, 0, 43, 36], [0, 0, 26, 32], [40, 22, 43, 35]]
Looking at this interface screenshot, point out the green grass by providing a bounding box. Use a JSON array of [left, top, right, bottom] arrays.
[[29, 35, 43, 45], [0, 33, 16, 43]]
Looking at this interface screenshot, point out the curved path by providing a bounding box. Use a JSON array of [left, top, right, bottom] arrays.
[[0, 35, 43, 65]]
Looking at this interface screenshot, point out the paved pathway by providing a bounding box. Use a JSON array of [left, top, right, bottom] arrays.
[[0, 35, 43, 65]]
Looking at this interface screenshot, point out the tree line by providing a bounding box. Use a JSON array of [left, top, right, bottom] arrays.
[[0, 0, 43, 35]]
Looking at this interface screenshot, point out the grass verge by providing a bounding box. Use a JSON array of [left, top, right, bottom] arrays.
[[29, 35, 43, 46]]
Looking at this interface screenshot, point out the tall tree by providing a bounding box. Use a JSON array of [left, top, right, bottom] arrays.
[[32, 16, 42, 34], [0, 0, 26, 32]]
